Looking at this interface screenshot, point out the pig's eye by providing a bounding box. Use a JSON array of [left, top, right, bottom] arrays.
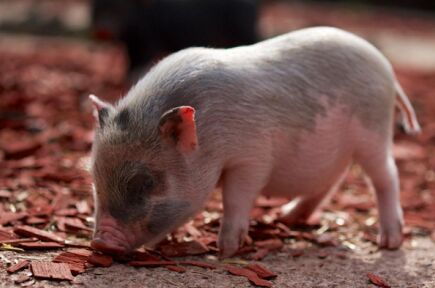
[[125, 173, 154, 204]]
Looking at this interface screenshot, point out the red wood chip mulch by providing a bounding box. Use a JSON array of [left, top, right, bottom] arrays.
[[0, 10, 435, 287]]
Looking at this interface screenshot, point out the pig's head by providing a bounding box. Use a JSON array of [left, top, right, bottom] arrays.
[[88, 94, 200, 256]]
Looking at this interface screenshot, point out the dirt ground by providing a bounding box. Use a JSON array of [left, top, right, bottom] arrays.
[[0, 237, 434, 287], [1, 2, 435, 288]]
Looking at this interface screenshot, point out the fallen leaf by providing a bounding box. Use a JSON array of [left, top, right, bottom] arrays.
[[0, 243, 25, 252]]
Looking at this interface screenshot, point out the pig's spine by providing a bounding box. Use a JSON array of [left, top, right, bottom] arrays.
[[395, 82, 421, 134]]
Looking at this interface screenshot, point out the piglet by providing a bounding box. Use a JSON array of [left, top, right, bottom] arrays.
[[89, 27, 420, 258]]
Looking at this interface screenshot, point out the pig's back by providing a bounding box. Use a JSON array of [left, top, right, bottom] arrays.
[[219, 26, 396, 133]]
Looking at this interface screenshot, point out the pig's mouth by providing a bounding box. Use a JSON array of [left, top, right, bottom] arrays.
[[91, 218, 139, 257], [91, 219, 168, 257]]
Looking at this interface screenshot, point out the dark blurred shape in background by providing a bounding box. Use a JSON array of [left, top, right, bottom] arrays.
[[0, 0, 434, 78], [91, 0, 259, 76], [309, 0, 435, 10]]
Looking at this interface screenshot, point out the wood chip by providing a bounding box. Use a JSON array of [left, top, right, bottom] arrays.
[[7, 260, 30, 274], [251, 248, 270, 261], [255, 239, 283, 251], [14, 225, 65, 243], [67, 248, 93, 258], [88, 253, 113, 267], [0, 190, 12, 199], [166, 265, 186, 273], [0, 238, 38, 245], [66, 263, 86, 275], [1, 139, 41, 159], [315, 233, 339, 247], [317, 251, 329, 259], [75, 201, 91, 215], [224, 264, 273, 287], [53, 251, 90, 275], [20, 241, 64, 249], [53, 252, 89, 264], [367, 272, 391, 288], [289, 249, 304, 258], [31, 261, 74, 281], [55, 208, 78, 217], [246, 263, 277, 280], [132, 250, 161, 262], [25, 216, 48, 225], [179, 260, 217, 269], [0, 212, 27, 225], [159, 240, 209, 257], [128, 260, 177, 267], [0, 227, 17, 241], [13, 274, 32, 284], [63, 217, 93, 232]]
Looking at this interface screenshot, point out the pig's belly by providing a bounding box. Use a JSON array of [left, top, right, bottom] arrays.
[[262, 110, 355, 199]]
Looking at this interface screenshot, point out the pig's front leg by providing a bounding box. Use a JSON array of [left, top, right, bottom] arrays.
[[218, 167, 267, 258]]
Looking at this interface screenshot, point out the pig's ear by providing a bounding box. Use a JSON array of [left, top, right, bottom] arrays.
[[159, 106, 198, 153], [89, 94, 113, 128]]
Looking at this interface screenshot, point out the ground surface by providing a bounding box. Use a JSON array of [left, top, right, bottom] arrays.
[[0, 2, 435, 288]]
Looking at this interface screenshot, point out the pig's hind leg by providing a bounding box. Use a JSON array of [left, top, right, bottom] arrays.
[[277, 169, 348, 227], [355, 133, 404, 249], [218, 166, 269, 258], [278, 196, 324, 226]]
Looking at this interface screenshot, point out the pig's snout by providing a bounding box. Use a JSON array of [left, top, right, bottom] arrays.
[[91, 217, 136, 256]]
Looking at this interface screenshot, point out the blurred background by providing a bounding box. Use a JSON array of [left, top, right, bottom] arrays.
[[1, 0, 435, 78]]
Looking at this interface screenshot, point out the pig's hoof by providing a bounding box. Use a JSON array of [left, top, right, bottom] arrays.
[[218, 226, 248, 258], [378, 229, 403, 250], [218, 237, 240, 259]]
